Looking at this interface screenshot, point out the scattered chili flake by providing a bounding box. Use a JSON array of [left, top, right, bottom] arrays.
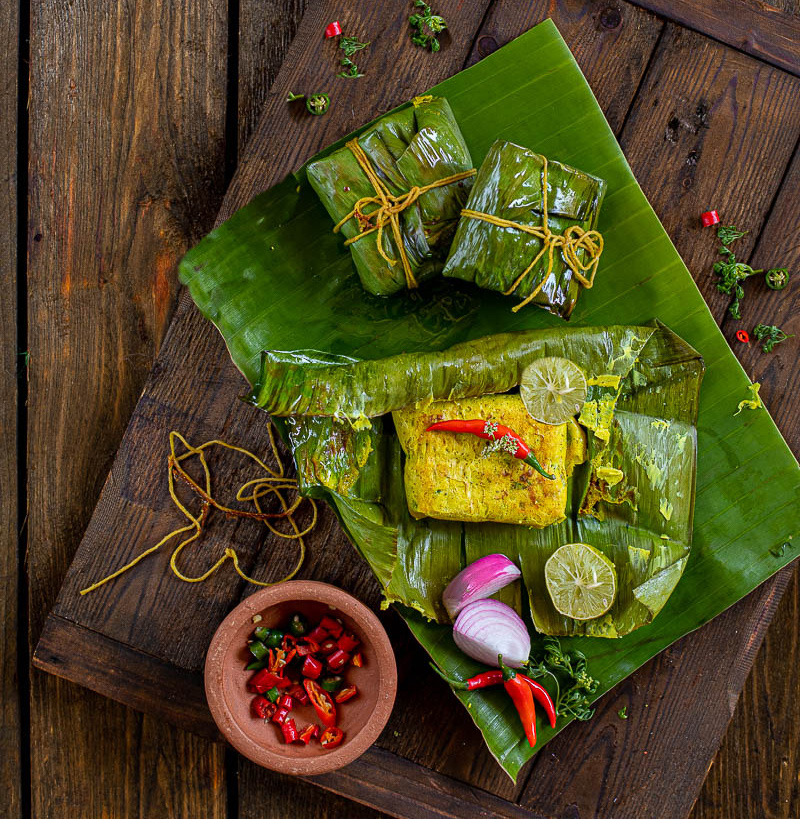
[[320, 726, 345, 749], [324, 20, 342, 38], [351, 652, 364, 668], [735, 329, 750, 343], [700, 210, 720, 227]]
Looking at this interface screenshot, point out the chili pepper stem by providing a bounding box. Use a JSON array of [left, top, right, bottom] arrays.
[[522, 452, 554, 480], [430, 663, 470, 689]]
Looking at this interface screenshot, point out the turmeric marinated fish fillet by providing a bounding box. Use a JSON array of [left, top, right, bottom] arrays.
[[394, 394, 586, 527]]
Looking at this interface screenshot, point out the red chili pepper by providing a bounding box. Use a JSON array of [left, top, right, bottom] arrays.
[[324, 20, 342, 38], [337, 632, 360, 652], [272, 706, 291, 725], [319, 616, 344, 638], [319, 638, 338, 655], [701, 210, 720, 227], [302, 655, 324, 679], [268, 647, 295, 676], [431, 664, 557, 729], [298, 724, 319, 744], [334, 684, 357, 703], [736, 330, 750, 343], [281, 718, 300, 743], [303, 679, 337, 727], [351, 652, 364, 668], [306, 625, 329, 644], [278, 694, 294, 710], [251, 696, 276, 720], [247, 669, 291, 693], [499, 656, 537, 748], [327, 649, 351, 671], [296, 638, 320, 657], [319, 726, 344, 749], [281, 634, 297, 652], [288, 683, 310, 705], [427, 419, 554, 480]]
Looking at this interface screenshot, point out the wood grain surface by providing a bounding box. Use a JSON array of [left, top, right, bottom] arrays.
[[25, 0, 229, 816], [13, 0, 800, 817], [2, 0, 21, 814]]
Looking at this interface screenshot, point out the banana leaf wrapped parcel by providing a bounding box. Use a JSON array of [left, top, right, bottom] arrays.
[[443, 140, 606, 319], [307, 95, 475, 296]]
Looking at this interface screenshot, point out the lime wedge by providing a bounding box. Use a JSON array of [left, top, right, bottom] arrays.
[[520, 357, 587, 425], [544, 543, 617, 620]]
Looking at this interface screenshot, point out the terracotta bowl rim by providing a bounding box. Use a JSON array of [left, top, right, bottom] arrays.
[[204, 580, 397, 775]]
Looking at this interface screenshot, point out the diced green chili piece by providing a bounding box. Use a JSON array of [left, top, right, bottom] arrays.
[[266, 686, 281, 703], [264, 629, 284, 648], [320, 674, 344, 693], [245, 659, 267, 671], [288, 612, 309, 637], [249, 640, 268, 660], [254, 626, 270, 642]]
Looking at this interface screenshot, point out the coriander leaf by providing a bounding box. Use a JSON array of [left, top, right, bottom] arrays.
[[409, 0, 447, 52], [717, 224, 747, 246], [712, 249, 761, 318], [753, 323, 793, 353]]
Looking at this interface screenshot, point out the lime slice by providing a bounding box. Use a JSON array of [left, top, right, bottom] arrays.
[[544, 543, 617, 620], [520, 357, 587, 425]]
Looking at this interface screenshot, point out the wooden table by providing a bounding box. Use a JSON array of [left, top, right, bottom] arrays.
[[5, 0, 799, 816]]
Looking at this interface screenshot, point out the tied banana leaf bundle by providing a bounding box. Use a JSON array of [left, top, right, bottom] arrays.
[[307, 95, 475, 296], [249, 322, 704, 640], [443, 140, 606, 319]]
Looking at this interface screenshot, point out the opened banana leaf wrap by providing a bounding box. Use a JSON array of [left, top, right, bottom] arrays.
[[443, 140, 606, 319], [250, 323, 703, 638], [307, 95, 474, 296]]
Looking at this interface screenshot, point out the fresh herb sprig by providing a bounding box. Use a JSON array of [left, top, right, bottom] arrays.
[[713, 246, 762, 319], [753, 323, 793, 353], [525, 637, 599, 722], [337, 35, 369, 78], [717, 225, 747, 246], [409, 0, 447, 52]]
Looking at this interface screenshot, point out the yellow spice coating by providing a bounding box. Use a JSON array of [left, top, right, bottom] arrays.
[[394, 394, 586, 527]]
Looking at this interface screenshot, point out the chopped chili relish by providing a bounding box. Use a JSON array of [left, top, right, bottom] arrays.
[[245, 610, 362, 748]]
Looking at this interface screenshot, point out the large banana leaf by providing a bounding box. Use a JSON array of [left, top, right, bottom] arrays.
[[180, 20, 799, 781]]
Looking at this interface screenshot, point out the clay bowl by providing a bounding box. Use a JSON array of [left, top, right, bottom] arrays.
[[205, 580, 397, 775]]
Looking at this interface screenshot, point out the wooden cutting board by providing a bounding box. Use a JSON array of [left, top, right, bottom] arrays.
[[32, 2, 800, 817]]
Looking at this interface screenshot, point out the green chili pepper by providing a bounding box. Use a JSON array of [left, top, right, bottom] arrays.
[[320, 674, 344, 693], [305, 93, 330, 115], [254, 626, 270, 642], [765, 268, 789, 290], [248, 640, 268, 660], [245, 659, 267, 671], [264, 629, 284, 648], [265, 686, 281, 703], [288, 612, 309, 637]]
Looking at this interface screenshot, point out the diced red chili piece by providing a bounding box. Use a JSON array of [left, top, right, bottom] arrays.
[[268, 647, 296, 675], [327, 649, 351, 671], [288, 683, 309, 705], [278, 694, 294, 710], [319, 616, 344, 638], [303, 679, 337, 728], [320, 726, 344, 749], [281, 718, 299, 743], [281, 634, 297, 652], [319, 638, 338, 655], [298, 724, 319, 744], [324, 20, 342, 38], [334, 684, 357, 704], [701, 210, 720, 227], [351, 652, 364, 668], [251, 696, 276, 720], [736, 329, 750, 343], [272, 706, 291, 725], [296, 638, 320, 657], [302, 655, 324, 680], [337, 632, 360, 652], [247, 669, 290, 693], [306, 625, 329, 644]]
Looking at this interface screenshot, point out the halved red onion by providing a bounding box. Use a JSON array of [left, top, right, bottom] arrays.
[[452, 599, 531, 668], [443, 554, 521, 620]]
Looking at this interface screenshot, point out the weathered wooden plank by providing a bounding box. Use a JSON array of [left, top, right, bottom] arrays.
[[627, 0, 800, 77], [691, 566, 800, 819], [518, 24, 800, 817], [238, 0, 308, 152], [26, 0, 230, 816], [1, 0, 20, 812], [464, 0, 664, 134]]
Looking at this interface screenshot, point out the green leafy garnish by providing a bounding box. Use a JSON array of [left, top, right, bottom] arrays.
[[409, 0, 447, 52], [337, 35, 369, 78], [713, 246, 762, 319], [717, 224, 747, 246], [525, 637, 599, 722], [753, 323, 793, 353], [618, 706, 628, 719]]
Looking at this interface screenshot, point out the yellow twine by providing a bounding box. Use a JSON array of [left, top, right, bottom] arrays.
[[462, 155, 604, 312], [333, 137, 476, 289], [79, 428, 317, 595]]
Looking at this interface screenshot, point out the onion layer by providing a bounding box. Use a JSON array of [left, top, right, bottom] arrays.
[[452, 599, 531, 668], [442, 554, 522, 620]]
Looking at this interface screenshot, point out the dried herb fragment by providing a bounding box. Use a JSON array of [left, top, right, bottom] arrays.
[[753, 323, 793, 353], [409, 0, 447, 52]]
